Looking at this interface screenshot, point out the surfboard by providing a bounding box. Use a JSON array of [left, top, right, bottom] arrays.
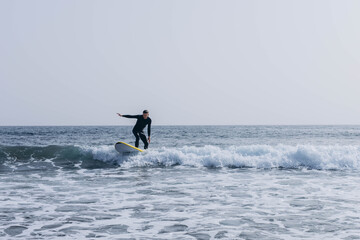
[[115, 141, 143, 154]]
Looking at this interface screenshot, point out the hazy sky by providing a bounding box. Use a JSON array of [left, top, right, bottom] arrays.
[[1, 0, 360, 125]]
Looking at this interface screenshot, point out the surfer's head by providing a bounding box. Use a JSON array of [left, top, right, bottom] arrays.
[[143, 110, 149, 119]]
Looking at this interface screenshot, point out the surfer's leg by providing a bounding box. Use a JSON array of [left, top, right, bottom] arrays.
[[132, 130, 140, 148], [139, 132, 148, 149]]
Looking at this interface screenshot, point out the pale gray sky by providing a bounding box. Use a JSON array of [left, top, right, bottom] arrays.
[[1, 0, 360, 125]]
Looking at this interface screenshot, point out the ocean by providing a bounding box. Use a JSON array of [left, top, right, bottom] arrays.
[[1, 125, 360, 239]]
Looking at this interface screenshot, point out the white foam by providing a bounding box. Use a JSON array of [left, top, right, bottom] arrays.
[[71, 144, 360, 170], [79, 145, 122, 163], [119, 145, 360, 170]]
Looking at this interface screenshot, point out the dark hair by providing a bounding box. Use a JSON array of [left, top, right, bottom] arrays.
[[143, 110, 149, 114]]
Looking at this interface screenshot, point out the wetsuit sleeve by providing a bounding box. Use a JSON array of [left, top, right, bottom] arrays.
[[122, 115, 138, 118], [148, 119, 152, 137]]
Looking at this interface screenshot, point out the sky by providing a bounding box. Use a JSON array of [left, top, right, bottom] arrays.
[[1, 0, 360, 125]]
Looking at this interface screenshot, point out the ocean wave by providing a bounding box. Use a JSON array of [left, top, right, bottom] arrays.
[[1, 144, 360, 170], [0, 145, 120, 170]]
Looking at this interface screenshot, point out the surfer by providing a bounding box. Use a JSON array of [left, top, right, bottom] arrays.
[[117, 110, 152, 149]]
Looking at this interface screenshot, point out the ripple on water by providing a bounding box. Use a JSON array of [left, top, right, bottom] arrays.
[[219, 218, 254, 226], [131, 210, 160, 219], [64, 198, 99, 204], [214, 230, 228, 238], [55, 205, 89, 212], [39, 223, 64, 230], [141, 224, 153, 231], [94, 224, 129, 234], [0, 214, 15, 222], [4, 226, 27, 236], [289, 199, 324, 210], [238, 231, 278, 240], [159, 224, 188, 233], [188, 232, 211, 240], [89, 212, 120, 220], [66, 216, 94, 223], [85, 233, 104, 238]]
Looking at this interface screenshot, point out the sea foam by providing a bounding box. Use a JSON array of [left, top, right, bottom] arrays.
[[123, 145, 360, 170], [1, 144, 360, 170]]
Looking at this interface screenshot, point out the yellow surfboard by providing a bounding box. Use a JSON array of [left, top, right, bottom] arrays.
[[115, 141, 143, 154]]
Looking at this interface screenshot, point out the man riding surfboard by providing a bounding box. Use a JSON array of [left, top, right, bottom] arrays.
[[117, 110, 152, 149]]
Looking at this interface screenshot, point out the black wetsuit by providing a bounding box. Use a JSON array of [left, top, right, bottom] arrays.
[[122, 115, 152, 149]]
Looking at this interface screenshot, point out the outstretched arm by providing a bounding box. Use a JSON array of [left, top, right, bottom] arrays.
[[117, 113, 138, 118]]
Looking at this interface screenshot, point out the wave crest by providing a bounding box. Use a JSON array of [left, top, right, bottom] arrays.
[[125, 145, 360, 170], [1, 144, 360, 170]]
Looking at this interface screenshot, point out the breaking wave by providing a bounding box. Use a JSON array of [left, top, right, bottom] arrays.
[[1, 144, 360, 170]]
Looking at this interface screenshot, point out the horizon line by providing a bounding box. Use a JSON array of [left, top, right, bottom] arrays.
[[1, 124, 360, 127]]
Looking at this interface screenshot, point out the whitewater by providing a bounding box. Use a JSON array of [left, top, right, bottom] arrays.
[[1, 125, 360, 239]]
